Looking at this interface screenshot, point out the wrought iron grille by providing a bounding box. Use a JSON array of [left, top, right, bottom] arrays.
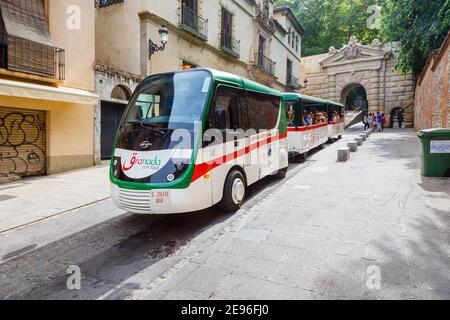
[[95, 0, 124, 8], [2, 35, 65, 80], [255, 52, 276, 76], [220, 32, 240, 57], [180, 5, 208, 40], [287, 74, 300, 89]]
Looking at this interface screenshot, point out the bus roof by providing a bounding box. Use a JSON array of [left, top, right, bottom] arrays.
[[282, 92, 344, 107], [140, 68, 282, 97], [205, 68, 281, 96]]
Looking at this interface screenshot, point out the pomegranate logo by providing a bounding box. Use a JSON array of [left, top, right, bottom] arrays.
[[122, 153, 162, 171]]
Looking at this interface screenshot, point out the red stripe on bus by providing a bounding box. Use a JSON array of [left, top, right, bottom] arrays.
[[287, 123, 328, 132], [191, 132, 288, 182], [328, 120, 344, 125]]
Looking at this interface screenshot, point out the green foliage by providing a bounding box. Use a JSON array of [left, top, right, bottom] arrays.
[[274, 0, 385, 56], [275, 0, 450, 76], [381, 0, 450, 76]]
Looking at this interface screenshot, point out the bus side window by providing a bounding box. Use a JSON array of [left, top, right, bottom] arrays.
[[207, 85, 244, 131]]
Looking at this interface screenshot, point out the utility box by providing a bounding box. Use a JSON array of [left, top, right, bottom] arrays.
[[417, 129, 450, 177]]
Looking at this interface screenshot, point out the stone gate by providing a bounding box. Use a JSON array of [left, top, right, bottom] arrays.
[[301, 37, 415, 127]]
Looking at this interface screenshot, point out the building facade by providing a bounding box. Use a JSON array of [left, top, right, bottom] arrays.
[[94, 0, 304, 160], [414, 31, 450, 130], [301, 37, 415, 128], [0, 0, 98, 181]]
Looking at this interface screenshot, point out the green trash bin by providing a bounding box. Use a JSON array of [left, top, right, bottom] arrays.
[[417, 128, 450, 177]]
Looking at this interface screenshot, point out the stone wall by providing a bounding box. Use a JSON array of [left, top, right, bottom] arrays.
[[414, 31, 450, 130]]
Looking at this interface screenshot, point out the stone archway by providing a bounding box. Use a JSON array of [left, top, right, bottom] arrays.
[[111, 84, 132, 101], [340, 83, 369, 113], [301, 36, 415, 127], [389, 107, 405, 128]]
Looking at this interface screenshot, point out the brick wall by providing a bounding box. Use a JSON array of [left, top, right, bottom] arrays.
[[415, 31, 450, 130]]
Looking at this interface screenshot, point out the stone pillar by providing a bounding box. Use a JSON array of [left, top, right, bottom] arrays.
[[327, 74, 337, 101], [139, 13, 152, 77], [368, 69, 380, 113], [93, 103, 102, 165]]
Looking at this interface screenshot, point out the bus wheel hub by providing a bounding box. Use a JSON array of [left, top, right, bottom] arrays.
[[232, 178, 245, 204]]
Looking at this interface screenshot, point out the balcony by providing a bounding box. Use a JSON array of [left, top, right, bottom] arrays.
[[95, 0, 124, 8], [0, 35, 65, 81], [179, 5, 208, 41], [287, 74, 300, 89], [254, 53, 276, 76], [220, 32, 240, 58]]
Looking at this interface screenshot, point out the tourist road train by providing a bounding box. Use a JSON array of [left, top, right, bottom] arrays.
[[110, 69, 344, 214]]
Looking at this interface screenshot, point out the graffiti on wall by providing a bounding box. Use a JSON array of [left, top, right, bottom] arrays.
[[0, 112, 46, 177]]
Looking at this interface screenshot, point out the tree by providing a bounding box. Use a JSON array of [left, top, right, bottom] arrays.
[[274, 0, 385, 56], [381, 0, 450, 77]]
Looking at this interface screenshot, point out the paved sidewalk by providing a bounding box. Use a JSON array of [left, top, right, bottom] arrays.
[[0, 163, 111, 233], [140, 128, 450, 300]]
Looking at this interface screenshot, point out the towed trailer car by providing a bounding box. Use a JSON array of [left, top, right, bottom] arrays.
[[283, 93, 345, 162]]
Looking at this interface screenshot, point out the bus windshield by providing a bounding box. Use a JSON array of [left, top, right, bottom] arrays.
[[123, 70, 212, 130]]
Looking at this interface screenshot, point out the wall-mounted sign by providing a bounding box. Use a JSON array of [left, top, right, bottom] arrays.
[[430, 140, 450, 153]]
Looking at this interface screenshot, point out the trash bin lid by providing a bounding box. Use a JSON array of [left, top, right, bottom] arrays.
[[417, 128, 450, 138]]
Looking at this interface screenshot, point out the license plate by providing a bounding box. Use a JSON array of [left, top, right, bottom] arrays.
[[150, 191, 171, 206]]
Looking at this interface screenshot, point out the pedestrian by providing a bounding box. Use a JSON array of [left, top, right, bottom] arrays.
[[381, 113, 386, 131], [368, 113, 374, 130], [376, 112, 382, 132], [363, 113, 369, 130], [397, 110, 404, 129]]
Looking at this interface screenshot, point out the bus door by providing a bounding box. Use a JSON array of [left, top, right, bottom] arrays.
[[206, 85, 249, 203]]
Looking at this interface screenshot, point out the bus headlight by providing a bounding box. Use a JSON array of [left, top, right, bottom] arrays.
[[167, 174, 175, 182]]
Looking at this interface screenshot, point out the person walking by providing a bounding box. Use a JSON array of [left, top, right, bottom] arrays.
[[397, 110, 404, 129], [376, 112, 383, 132], [381, 113, 386, 131], [368, 113, 374, 131], [363, 113, 369, 130]]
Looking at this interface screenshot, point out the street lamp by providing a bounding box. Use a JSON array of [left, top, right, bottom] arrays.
[[303, 78, 309, 88], [149, 26, 169, 57]]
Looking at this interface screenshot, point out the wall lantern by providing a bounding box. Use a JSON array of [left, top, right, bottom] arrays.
[[149, 25, 169, 57], [303, 78, 309, 88]]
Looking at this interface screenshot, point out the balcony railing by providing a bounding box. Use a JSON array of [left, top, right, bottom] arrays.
[[254, 52, 276, 76], [179, 5, 208, 40], [95, 0, 124, 8], [1, 35, 65, 80], [287, 74, 300, 89], [220, 32, 240, 58]]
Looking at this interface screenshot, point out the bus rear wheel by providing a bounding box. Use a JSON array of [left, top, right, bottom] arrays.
[[292, 153, 306, 163], [220, 170, 246, 212]]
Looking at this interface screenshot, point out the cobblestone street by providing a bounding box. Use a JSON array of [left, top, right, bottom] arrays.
[[1, 127, 449, 300]]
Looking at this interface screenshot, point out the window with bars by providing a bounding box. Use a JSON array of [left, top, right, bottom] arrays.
[[95, 0, 125, 8], [0, 0, 65, 79]]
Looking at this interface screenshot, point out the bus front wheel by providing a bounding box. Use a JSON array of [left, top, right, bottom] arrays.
[[220, 170, 246, 212]]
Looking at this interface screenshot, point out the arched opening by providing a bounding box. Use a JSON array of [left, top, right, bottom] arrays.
[[111, 84, 132, 101], [390, 107, 405, 128], [342, 85, 369, 113], [101, 84, 131, 160]]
